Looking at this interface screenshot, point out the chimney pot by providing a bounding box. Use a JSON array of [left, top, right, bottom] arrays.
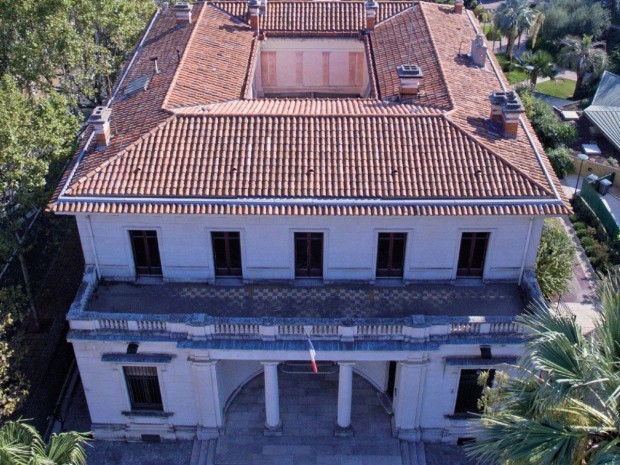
[[365, 0, 379, 31], [89, 106, 112, 148], [172, 2, 193, 26], [470, 33, 487, 67], [454, 0, 464, 14], [248, 0, 261, 32], [489, 91, 525, 137], [397, 64, 423, 99]]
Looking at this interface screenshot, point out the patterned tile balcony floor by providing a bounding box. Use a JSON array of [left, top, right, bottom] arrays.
[[88, 281, 524, 318], [216, 370, 401, 465]]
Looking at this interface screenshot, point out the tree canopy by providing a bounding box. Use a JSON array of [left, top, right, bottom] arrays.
[[0, 0, 156, 107], [468, 268, 620, 464], [537, 0, 610, 45]]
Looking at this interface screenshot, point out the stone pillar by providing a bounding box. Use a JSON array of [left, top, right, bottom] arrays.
[[262, 362, 282, 435], [189, 358, 223, 439], [335, 362, 354, 436], [392, 359, 428, 441]]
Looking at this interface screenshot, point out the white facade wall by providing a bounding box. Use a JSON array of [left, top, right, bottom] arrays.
[[73, 213, 544, 283], [72, 337, 522, 443]]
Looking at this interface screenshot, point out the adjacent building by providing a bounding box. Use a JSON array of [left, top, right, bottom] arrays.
[[50, 0, 569, 444]]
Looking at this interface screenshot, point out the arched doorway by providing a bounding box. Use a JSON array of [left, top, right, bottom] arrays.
[[216, 367, 401, 464]]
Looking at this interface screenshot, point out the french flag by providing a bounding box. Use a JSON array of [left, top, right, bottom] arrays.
[[307, 338, 318, 373]]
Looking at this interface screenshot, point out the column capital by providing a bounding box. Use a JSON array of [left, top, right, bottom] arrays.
[[261, 361, 280, 367], [338, 361, 356, 367]]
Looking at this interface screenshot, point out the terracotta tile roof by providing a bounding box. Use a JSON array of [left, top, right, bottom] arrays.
[[50, 1, 570, 217], [213, 1, 411, 32]]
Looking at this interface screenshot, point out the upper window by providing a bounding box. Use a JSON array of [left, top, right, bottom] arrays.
[[211, 232, 242, 277], [295, 232, 323, 278], [124, 366, 163, 411], [376, 233, 407, 278], [457, 232, 489, 278], [129, 230, 162, 276], [454, 369, 495, 415]]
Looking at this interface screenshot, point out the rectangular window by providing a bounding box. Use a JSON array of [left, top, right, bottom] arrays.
[[129, 230, 162, 276], [457, 232, 489, 278], [376, 233, 407, 278], [123, 367, 164, 411], [454, 369, 495, 415], [124, 366, 163, 411], [295, 232, 323, 278], [211, 232, 242, 277]]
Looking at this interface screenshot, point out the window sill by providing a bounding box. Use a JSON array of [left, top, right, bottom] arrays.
[[122, 410, 173, 418]]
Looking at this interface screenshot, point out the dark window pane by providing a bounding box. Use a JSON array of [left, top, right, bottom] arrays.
[[295, 233, 323, 278], [376, 233, 406, 278], [457, 232, 489, 278], [454, 369, 495, 414], [211, 232, 242, 277], [124, 366, 163, 411], [129, 230, 162, 276]]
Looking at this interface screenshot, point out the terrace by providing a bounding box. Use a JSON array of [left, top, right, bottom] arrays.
[[68, 266, 541, 341]]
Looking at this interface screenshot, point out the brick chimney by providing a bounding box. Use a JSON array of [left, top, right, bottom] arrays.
[[248, 0, 261, 32], [89, 106, 112, 148], [173, 2, 193, 26], [365, 0, 379, 31], [454, 0, 464, 14], [489, 91, 525, 138], [470, 33, 487, 67], [397, 64, 423, 99]]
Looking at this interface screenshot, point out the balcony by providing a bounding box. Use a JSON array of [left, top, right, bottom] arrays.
[[68, 266, 542, 342]]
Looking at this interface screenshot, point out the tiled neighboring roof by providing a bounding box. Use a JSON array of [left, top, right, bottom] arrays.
[[370, 8, 451, 107], [51, 1, 570, 217], [164, 5, 257, 108], [64, 114, 549, 199], [213, 1, 410, 32], [584, 71, 620, 151]]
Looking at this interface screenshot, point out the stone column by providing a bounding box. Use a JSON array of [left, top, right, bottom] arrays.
[[393, 359, 428, 441], [262, 362, 282, 435], [335, 362, 355, 436]]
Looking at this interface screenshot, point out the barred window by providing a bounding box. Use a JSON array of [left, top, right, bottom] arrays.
[[454, 369, 495, 415], [124, 366, 163, 411]]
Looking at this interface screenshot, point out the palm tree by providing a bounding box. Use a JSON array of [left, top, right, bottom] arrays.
[[0, 420, 89, 465], [517, 50, 556, 87], [559, 35, 608, 98], [494, 0, 535, 60], [467, 268, 620, 464]]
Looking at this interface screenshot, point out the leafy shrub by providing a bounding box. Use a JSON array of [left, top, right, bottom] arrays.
[[547, 147, 573, 179], [535, 220, 576, 298], [572, 221, 586, 232], [517, 90, 578, 149], [580, 236, 595, 248]]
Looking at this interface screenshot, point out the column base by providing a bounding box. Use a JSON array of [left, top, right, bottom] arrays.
[[264, 422, 283, 437], [334, 423, 354, 437]]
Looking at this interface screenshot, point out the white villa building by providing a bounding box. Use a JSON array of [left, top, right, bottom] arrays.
[[51, 0, 569, 446]]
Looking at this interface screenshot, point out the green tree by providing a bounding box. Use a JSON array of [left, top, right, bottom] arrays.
[[0, 420, 89, 464], [467, 267, 620, 464], [0, 0, 156, 107], [494, 0, 535, 60], [538, 0, 610, 45], [517, 50, 556, 87], [0, 75, 78, 329], [559, 35, 608, 98], [535, 220, 575, 298], [0, 288, 29, 419], [518, 89, 578, 148], [546, 146, 573, 179]]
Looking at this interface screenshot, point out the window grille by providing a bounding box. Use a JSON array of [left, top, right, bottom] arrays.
[[124, 366, 163, 411]]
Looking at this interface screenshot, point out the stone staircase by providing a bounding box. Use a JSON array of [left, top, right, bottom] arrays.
[[190, 439, 217, 465]]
